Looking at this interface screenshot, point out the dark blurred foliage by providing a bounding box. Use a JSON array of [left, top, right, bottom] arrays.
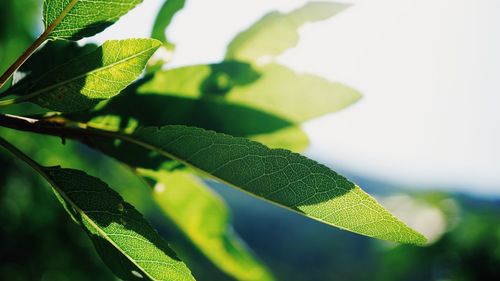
[[0, 0, 39, 92], [1, 0, 499, 280]]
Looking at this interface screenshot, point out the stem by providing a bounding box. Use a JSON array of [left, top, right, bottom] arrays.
[[0, 0, 79, 89], [0, 113, 117, 141], [0, 34, 48, 90], [0, 136, 45, 176]]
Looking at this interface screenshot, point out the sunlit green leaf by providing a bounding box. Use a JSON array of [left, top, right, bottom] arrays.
[[226, 2, 348, 62], [135, 62, 361, 124], [8, 39, 161, 112], [89, 125, 426, 245], [44, 0, 143, 40], [140, 169, 274, 281], [44, 167, 195, 281], [0, 138, 195, 281]]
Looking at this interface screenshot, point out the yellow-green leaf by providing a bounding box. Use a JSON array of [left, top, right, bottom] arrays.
[[8, 39, 161, 112], [138, 62, 361, 124]]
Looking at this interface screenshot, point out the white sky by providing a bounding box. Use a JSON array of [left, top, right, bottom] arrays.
[[85, 0, 500, 196]]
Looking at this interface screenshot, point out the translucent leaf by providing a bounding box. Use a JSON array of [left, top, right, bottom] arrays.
[[89, 125, 427, 245], [44, 167, 195, 281], [226, 2, 348, 62], [43, 0, 143, 40], [140, 169, 274, 281], [135, 62, 361, 123], [0, 138, 195, 281], [8, 39, 161, 112]]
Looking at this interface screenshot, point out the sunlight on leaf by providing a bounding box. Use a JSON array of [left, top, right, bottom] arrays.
[[44, 167, 195, 281], [85, 125, 427, 245], [8, 39, 161, 112], [137, 62, 361, 124], [44, 0, 143, 40]]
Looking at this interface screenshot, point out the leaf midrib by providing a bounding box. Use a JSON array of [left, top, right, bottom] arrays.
[[44, 0, 80, 33]]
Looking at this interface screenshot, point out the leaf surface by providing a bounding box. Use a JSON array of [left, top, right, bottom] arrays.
[[19, 164, 194, 281], [140, 169, 274, 281], [226, 2, 348, 62], [44, 0, 143, 40], [135, 62, 361, 124], [9, 39, 161, 112], [92, 125, 426, 245]]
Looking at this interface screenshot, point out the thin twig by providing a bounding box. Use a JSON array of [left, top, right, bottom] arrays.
[[0, 0, 79, 89]]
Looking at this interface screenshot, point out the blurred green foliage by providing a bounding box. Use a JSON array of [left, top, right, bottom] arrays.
[[0, 0, 39, 92]]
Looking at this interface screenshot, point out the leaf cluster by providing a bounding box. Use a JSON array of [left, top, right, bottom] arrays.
[[0, 1, 426, 280]]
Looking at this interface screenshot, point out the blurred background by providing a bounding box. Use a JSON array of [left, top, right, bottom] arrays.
[[1, 0, 499, 280]]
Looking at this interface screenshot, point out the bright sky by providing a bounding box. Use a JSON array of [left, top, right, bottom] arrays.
[[85, 0, 500, 196]]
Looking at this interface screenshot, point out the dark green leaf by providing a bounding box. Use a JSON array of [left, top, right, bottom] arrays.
[[14, 40, 97, 88]]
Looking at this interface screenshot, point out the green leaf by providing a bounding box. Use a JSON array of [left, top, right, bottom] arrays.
[[44, 0, 143, 40], [151, 0, 186, 49], [90, 125, 426, 245], [0, 140, 195, 281], [140, 169, 274, 281], [134, 62, 361, 124], [43, 167, 195, 281], [226, 2, 348, 62], [8, 38, 161, 112]]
